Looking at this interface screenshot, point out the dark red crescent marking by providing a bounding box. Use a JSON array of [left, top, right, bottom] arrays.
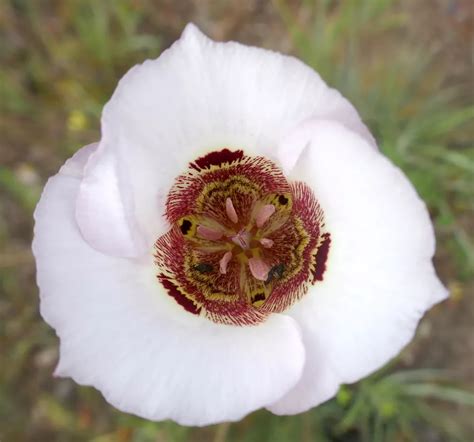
[[190, 149, 244, 171], [158, 274, 201, 315], [312, 233, 331, 282]]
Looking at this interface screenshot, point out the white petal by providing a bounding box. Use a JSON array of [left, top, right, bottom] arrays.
[[269, 120, 447, 414], [88, 23, 373, 253], [59, 142, 98, 177], [278, 117, 376, 175], [33, 149, 305, 426], [76, 143, 148, 258]]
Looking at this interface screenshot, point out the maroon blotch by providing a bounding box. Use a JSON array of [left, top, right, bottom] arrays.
[[158, 274, 201, 315], [190, 149, 244, 171], [312, 233, 331, 282]]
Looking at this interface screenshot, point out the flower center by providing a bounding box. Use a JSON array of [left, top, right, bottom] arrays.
[[154, 149, 331, 326], [192, 197, 284, 283]]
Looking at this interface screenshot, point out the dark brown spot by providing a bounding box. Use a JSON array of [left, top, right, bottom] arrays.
[[278, 195, 289, 205], [266, 263, 285, 284], [194, 263, 213, 273], [180, 219, 192, 235], [252, 293, 266, 303]]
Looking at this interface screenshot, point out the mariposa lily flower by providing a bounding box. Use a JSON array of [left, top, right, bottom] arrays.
[[33, 24, 447, 426]]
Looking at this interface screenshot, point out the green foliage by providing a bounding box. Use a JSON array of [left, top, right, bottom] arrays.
[[1, 0, 472, 441]]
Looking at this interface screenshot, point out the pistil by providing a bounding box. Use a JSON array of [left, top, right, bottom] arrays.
[[193, 197, 279, 282], [231, 229, 251, 249]]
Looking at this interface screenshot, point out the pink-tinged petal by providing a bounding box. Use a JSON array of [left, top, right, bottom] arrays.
[[278, 117, 376, 176], [256, 204, 275, 228], [197, 225, 223, 241], [99, 23, 373, 233], [33, 149, 304, 425], [248, 257, 271, 281], [59, 142, 98, 178], [219, 251, 233, 274], [259, 238, 274, 248], [316, 86, 376, 146], [32, 155, 305, 425], [268, 121, 447, 415], [76, 144, 148, 258], [225, 197, 239, 223]]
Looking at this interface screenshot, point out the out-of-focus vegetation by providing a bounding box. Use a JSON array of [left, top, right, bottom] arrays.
[[1, 0, 473, 441]]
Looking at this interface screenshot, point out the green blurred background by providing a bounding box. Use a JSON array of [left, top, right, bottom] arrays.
[[1, 0, 473, 441]]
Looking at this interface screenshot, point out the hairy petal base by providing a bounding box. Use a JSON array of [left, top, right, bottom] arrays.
[[155, 149, 330, 325]]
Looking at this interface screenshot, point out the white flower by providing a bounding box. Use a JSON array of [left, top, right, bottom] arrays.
[[33, 24, 447, 426]]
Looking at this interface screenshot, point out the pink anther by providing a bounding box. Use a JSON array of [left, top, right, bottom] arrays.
[[225, 197, 239, 223], [259, 238, 274, 248], [219, 251, 233, 274], [197, 225, 223, 241], [248, 257, 270, 281], [256, 204, 275, 228]]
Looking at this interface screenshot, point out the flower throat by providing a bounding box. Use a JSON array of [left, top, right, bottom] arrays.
[[154, 149, 331, 326]]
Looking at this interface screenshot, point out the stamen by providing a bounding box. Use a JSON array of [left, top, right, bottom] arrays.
[[248, 257, 270, 281], [219, 251, 233, 274], [225, 197, 239, 223], [259, 238, 274, 248], [256, 204, 275, 228], [197, 225, 223, 241]]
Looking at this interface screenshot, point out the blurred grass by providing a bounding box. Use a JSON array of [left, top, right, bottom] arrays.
[[1, 0, 473, 441]]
